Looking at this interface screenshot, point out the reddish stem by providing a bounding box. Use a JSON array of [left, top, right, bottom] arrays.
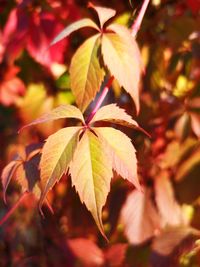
[[131, 0, 150, 37], [86, 76, 114, 124], [86, 0, 150, 122], [0, 191, 28, 227]]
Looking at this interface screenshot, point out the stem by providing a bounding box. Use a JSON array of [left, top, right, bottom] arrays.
[[0, 191, 28, 227], [86, 0, 150, 122], [86, 76, 114, 124], [131, 0, 150, 37]]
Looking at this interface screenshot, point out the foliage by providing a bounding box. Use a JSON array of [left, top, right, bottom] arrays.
[[0, 0, 200, 267]]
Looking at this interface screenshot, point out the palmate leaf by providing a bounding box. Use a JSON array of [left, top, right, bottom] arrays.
[[70, 34, 105, 112], [20, 104, 85, 131], [50, 18, 99, 46], [90, 103, 139, 128], [88, 2, 116, 28], [94, 127, 140, 190], [39, 127, 81, 208], [101, 31, 141, 113], [70, 129, 112, 239]]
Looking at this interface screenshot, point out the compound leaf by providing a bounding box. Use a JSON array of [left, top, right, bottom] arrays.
[[95, 127, 141, 190], [50, 18, 99, 46], [70, 34, 105, 112], [39, 126, 81, 208], [88, 2, 116, 28], [70, 129, 112, 239], [101, 32, 141, 113]]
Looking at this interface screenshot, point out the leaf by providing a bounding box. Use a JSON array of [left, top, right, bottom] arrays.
[[120, 189, 160, 244], [70, 34, 105, 112], [20, 104, 84, 131], [68, 238, 104, 266], [39, 127, 81, 207], [50, 18, 99, 46], [108, 23, 134, 40], [70, 129, 112, 239], [1, 160, 22, 203], [94, 127, 141, 190], [88, 2, 116, 28], [90, 104, 139, 128], [104, 243, 128, 267], [101, 32, 141, 113], [155, 171, 184, 227], [15, 156, 41, 194], [151, 226, 200, 256]]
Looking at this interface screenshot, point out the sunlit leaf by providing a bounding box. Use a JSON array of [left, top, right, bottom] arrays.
[[101, 32, 141, 113], [120, 189, 160, 244], [90, 104, 139, 129], [70, 129, 112, 239], [50, 18, 99, 46], [20, 104, 84, 131], [70, 34, 105, 112], [88, 2, 116, 28], [68, 238, 104, 266], [95, 127, 140, 190], [39, 127, 81, 207]]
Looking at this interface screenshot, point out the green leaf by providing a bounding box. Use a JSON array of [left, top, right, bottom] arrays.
[[95, 127, 141, 190], [50, 18, 99, 46], [90, 104, 139, 129], [39, 127, 81, 208], [20, 104, 85, 131], [70, 129, 112, 239], [70, 34, 105, 112], [101, 32, 141, 113], [88, 2, 116, 28]]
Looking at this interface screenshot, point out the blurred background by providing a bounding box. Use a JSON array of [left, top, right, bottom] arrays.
[[0, 0, 200, 266]]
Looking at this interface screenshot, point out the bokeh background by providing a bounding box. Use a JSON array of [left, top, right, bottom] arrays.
[[0, 0, 200, 266]]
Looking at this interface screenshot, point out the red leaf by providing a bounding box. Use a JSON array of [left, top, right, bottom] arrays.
[[0, 65, 25, 106], [68, 238, 104, 266], [104, 243, 128, 267]]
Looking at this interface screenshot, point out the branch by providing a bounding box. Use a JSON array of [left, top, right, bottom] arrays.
[[86, 76, 114, 124], [131, 0, 150, 37], [0, 191, 28, 227], [86, 0, 150, 123]]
